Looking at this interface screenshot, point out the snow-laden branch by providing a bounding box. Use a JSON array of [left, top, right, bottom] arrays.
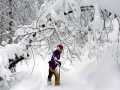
[[31, 0, 120, 64], [0, 32, 36, 88]]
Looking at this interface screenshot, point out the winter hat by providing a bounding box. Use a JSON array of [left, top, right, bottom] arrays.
[[57, 44, 63, 50]]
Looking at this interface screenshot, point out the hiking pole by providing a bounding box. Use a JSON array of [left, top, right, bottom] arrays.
[[59, 65, 60, 85]]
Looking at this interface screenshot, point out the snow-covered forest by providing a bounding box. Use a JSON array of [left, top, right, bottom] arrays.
[[0, 0, 120, 90]]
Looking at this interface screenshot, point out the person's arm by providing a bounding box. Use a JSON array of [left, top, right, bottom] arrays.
[[55, 60, 61, 66], [53, 50, 61, 66]]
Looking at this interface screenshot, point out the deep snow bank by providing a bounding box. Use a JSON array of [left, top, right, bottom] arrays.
[[6, 44, 120, 90], [35, 45, 120, 90], [60, 45, 120, 90]]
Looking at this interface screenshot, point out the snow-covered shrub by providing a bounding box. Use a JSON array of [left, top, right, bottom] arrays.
[[0, 32, 36, 88], [0, 56, 12, 88]]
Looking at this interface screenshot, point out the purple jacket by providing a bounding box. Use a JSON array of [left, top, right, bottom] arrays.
[[49, 49, 60, 69]]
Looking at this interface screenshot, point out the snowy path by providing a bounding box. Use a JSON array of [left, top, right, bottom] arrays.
[[10, 78, 37, 90], [9, 47, 120, 90], [9, 56, 42, 90], [35, 47, 120, 90]]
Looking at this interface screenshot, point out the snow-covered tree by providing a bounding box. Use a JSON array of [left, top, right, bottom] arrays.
[[0, 32, 36, 88], [1, 0, 120, 88], [0, 0, 43, 45], [14, 0, 120, 65]]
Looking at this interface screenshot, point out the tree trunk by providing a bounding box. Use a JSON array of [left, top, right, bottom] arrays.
[[9, 0, 13, 44]]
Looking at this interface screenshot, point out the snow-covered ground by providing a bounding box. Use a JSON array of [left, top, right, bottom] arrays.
[[8, 45, 120, 90], [1, 0, 120, 90]]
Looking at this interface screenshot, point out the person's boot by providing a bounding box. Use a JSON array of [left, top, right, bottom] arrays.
[[55, 79, 60, 86], [47, 79, 52, 85]]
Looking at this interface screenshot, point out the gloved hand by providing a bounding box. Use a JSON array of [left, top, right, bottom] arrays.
[[55, 60, 61, 66], [48, 61, 51, 64]]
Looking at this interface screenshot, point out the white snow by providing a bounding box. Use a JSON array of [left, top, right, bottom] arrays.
[[91, 2, 102, 30], [6, 45, 120, 90], [108, 18, 119, 41], [1, 0, 120, 90]]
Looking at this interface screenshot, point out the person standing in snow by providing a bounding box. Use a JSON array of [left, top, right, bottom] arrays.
[[47, 44, 63, 86]]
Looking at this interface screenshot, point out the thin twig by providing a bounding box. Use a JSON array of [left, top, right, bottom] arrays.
[[30, 47, 36, 76]]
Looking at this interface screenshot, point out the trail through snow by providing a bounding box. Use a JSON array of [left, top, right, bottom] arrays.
[[9, 46, 120, 90]]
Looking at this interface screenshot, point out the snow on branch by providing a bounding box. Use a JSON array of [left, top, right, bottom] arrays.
[[0, 32, 37, 88], [33, 0, 120, 64]]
